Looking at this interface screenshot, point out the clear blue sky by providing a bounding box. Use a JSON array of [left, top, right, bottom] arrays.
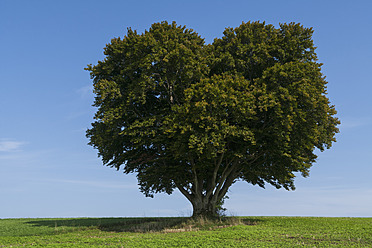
[[1, 0, 371, 218]]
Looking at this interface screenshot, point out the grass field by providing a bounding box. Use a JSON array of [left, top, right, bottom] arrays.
[[0, 216, 371, 247]]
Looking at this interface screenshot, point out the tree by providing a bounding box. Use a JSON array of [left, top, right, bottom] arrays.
[[86, 21, 339, 218]]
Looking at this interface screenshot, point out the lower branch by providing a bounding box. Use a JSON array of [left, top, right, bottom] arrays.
[[206, 152, 225, 200], [175, 183, 193, 203], [213, 159, 238, 197], [216, 170, 240, 203]]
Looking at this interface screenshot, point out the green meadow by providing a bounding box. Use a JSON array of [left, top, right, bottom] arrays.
[[0, 216, 371, 247]]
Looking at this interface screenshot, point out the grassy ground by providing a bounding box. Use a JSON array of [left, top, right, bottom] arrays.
[[0, 216, 371, 247]]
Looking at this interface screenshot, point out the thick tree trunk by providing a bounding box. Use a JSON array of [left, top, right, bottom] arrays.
[[175, 155, 240, 219], [191, 197, 218, 219]]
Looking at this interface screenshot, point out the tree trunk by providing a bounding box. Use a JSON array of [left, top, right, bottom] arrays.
[[175, 158, 238, 219], [191, 197, 218, 219]]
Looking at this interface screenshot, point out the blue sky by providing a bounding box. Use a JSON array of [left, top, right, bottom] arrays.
[[1, 0, 371, 218]]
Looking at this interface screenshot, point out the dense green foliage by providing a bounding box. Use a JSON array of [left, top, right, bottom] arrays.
[[86, 21, 339, 217], [1, 217, 371, 247]]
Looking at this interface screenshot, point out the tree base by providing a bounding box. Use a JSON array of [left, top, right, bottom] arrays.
[[192, 208, 219, 220]]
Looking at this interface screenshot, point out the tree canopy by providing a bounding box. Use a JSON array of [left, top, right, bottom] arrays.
[[86, 21, 339, 218]]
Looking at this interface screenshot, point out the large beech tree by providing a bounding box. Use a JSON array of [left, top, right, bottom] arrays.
[[86, 21, 339, 218]]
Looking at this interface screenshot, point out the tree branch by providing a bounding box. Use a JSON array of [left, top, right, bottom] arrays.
[[214, 152, 264, 202], [189, 156, 201, 198], [175, 183, 193, 202], [216, 170, 239, 203], [213, 158, 238, 198], [206, 152, 224, 199]]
